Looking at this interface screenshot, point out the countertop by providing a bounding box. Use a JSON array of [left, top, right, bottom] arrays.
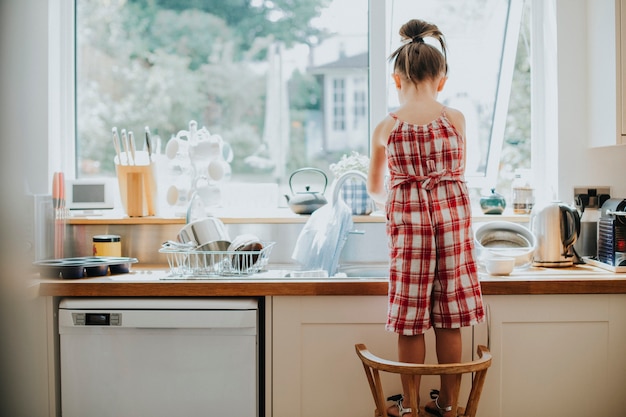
[[35, 264, 626, 297]]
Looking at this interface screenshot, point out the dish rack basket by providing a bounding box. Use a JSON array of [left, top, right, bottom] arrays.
[[159, 241, 275, 277]]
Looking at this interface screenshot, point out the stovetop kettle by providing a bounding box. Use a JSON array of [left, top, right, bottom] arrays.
[[530, 201, 581, 267]]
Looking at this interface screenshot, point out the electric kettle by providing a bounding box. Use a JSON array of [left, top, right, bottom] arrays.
[[530, 201, 581, 267]]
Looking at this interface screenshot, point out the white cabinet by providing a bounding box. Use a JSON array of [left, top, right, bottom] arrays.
[[589, 0, 626, 146], [475, 294, 626, 417], [620, 0, 626, 140], [270, 296, 475, 417]]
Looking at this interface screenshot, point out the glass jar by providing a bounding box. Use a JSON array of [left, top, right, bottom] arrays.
[[511, 169, 535, 214], [93, 234, 121, 257]]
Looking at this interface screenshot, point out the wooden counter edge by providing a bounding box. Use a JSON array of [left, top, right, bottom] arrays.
[[36, 276, 626, 297], [37, 279, 389, 297]]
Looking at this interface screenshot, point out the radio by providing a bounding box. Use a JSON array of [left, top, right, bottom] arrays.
[[66, 178, 115, 212]]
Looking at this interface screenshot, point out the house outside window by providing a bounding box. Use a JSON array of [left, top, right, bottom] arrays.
[[353, 77, 368, 131], [332, 78, 346, 132]]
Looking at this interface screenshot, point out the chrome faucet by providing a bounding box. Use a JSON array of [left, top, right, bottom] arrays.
[[331, 169, 369, 206]]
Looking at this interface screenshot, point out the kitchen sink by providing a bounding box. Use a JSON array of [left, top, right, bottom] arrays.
[[337, 264, 389, 278]]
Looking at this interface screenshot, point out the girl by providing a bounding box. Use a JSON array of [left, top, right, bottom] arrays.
[[367, 19, 485, 417]]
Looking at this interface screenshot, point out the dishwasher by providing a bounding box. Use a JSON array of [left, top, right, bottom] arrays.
[[58, 297, 259, 417]]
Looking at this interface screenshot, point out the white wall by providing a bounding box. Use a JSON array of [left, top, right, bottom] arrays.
[[0, 0, 51, 415], [2, 0, 51, 194], [557, 0, 626, 201]]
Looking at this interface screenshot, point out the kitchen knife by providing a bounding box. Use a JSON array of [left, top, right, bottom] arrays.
[[145, 126, 152, 163], [112, 127, 122, 164], [120, 129, 130, 165], [128, 130, 136, 165]]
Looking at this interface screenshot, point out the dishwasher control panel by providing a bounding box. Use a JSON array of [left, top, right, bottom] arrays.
[[72, 312, 121, 326]]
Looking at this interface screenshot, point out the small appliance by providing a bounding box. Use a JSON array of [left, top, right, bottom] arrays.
[[597, 198, 626, 267], [573, 187, 611, 257], [530, 201, 581, 267], [66, 178, 115, 211]]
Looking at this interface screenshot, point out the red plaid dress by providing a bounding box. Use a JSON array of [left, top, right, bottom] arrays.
[[385, 110, 484, 335]]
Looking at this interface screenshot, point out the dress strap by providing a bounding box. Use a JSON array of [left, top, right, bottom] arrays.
[[389, 112, 399, 120]]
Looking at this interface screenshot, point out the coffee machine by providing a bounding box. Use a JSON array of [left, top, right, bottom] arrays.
[[574, 187, 611, 257], [597, 198, 626, 267]]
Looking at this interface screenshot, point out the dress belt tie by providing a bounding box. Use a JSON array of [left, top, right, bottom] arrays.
[[389, 161, 464, 191]]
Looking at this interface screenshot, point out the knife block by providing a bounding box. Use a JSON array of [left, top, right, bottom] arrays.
[[116, 163, 158, 217]]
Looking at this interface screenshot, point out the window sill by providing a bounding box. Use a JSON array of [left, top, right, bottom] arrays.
[[67, 207, 529, 225]]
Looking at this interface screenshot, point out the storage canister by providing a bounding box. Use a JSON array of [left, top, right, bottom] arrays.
[[511, 169, 535, 214], [93, 234, 121, 257]]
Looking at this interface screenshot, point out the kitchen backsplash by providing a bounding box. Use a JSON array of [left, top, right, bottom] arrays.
[[65, 221, 391, 267]]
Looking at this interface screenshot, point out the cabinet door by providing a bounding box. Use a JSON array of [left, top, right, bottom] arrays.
[[621, 0, 626, 142], [476, 294, 626, 417], [271, 296, 474, 417]]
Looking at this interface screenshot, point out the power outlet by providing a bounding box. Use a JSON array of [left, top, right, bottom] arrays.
[[574, 186, 611, 209]]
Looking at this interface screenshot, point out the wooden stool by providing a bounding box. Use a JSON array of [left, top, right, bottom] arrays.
[[355, 344, 492, 417]]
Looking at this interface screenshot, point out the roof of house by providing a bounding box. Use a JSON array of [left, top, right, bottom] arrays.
[[308, 52, 368, 74]]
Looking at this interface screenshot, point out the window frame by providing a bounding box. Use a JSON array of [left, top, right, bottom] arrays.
[[50, 0, 543, 196], [371, 0, 526, 190]]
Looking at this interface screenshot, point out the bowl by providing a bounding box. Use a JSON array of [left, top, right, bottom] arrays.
[[474, 221, 536, 268], [485, 257, 516, 275]]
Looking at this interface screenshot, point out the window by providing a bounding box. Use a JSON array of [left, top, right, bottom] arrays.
[[384, 0, 529, 191], [67, 0, 530, 209], [353, 79, 367, 130], [332, 78, 347, 131]]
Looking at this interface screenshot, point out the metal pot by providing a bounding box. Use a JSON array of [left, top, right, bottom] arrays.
[[285, 168, 328, 215], [177, 216, 230, 248]]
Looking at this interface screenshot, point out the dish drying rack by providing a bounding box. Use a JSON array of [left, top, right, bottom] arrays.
[[159, 241, 275, 277]]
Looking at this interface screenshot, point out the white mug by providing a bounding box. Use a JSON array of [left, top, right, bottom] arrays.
[[193, 176, 222, 206], [166, 184, 190, 206], [207, 159, 231, 182]]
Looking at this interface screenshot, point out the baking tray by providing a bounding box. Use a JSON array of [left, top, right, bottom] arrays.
[[34, 256, 138, 279]]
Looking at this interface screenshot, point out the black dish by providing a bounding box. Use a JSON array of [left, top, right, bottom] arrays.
[[34, 257, 139, 279]]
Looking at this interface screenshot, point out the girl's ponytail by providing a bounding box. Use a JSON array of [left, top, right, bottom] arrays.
[[390, 19, 448, 83]]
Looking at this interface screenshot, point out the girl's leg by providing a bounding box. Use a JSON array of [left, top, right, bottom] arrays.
[[388, 333, 425, 416], [432, 328, 462, 415]]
